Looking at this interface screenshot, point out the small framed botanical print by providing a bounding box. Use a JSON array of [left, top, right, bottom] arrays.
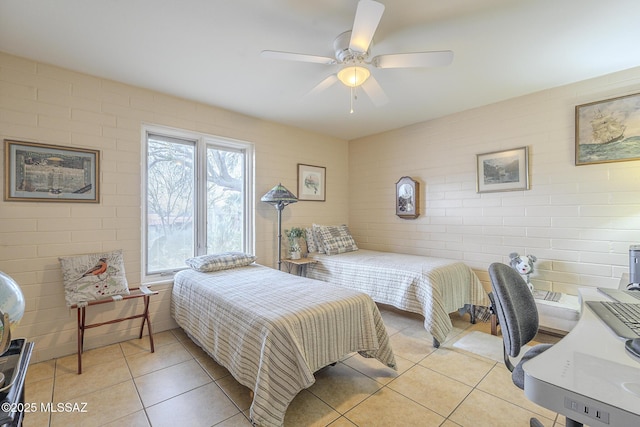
[[297, 163, 325, 201], [396, 176, 419, 219]]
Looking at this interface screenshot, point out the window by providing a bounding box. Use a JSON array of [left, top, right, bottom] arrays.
[[143, 126, 254, 282]]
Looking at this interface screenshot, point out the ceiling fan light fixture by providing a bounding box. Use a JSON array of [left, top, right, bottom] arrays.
[[337, 65, 370, 88]]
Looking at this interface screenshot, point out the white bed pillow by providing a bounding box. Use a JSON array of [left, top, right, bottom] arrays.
[[313, 224, 358, 255], [186, 252, 257, 272], [59, 249, 130, 307]]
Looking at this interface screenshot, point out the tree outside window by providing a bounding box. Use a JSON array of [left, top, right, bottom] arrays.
[[144, 130, 252, 279]]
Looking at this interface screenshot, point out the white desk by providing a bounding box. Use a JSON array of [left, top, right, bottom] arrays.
[[524, 288, 640, 427]]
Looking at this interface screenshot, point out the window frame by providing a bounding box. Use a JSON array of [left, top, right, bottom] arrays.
[[141, 124, 254, 284]]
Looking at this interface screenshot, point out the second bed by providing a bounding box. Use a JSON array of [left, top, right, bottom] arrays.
[[307, 249, 491, 346]]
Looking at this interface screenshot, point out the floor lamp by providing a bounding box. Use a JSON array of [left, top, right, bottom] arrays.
[[261, 183, 298, 270]]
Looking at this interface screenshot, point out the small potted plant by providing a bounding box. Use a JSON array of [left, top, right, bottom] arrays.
[[285, 227, 305, 260]]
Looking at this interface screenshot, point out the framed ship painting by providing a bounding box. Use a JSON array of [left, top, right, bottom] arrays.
[[575, 92, 640, 165]]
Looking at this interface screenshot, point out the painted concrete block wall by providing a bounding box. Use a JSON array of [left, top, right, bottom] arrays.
[[0, 51, 348, 362], [349, 67, 640, 295]]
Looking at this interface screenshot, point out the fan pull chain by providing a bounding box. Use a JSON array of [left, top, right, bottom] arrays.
[[350, 87, 354, 114], [350, 86, 359, 114]]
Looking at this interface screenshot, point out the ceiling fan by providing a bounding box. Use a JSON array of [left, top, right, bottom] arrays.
[[261, 0, 453, 112]]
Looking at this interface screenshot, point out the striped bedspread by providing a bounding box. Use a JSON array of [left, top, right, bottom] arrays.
[[171, 264, 396, 427], [307, 249, 490, 344]]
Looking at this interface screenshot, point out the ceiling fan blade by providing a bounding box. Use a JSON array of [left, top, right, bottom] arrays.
[[261, 50, 336, 65], [306, 74, 339, 98], [373, 51, 454, 69], [361, 75, 388, 107], [349, 0, 385, 53]]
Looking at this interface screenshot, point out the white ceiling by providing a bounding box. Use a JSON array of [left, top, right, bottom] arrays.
[[1, 0, 639, 140]]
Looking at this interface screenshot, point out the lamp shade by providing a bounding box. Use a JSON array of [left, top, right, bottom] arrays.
[[261, 183, 298, 209], [337, 65, 371, 88]]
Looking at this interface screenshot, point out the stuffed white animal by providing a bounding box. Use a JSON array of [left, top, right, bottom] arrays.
[[509, 252, 537, 293]]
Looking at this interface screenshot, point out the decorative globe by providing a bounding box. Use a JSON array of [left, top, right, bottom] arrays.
[[0, 272, 25, 327]]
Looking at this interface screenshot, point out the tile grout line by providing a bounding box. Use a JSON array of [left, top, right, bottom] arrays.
[[121, 340, 154, 427]]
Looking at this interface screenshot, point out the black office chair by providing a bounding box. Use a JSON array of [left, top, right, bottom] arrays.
[[488, 263, 555, 427]]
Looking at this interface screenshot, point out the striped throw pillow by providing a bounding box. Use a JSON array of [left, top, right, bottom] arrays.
[[186, 252, 257, 272]]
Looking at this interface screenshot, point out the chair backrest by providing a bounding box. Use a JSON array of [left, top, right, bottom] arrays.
[[488, 262, 539, 358]]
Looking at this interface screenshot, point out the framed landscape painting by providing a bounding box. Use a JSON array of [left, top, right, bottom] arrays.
[[575, 92, 640, 165], [476, 146, 529, 193], [4, 140, 100, 202]]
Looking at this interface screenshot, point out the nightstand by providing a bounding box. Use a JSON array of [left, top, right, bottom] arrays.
[[281, 258, 318, 277]]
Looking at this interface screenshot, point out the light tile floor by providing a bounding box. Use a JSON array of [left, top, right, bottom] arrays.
[[23, 307, 566, 427]]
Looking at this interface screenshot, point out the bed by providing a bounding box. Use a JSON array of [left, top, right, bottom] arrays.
[[306, 249, 491, 347], [171, 262, 396, 427]]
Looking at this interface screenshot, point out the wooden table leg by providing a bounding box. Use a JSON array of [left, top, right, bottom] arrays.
[[141, 294, 155, 353], [73, 288, 158, 374], [77, 307, 86, 374]]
